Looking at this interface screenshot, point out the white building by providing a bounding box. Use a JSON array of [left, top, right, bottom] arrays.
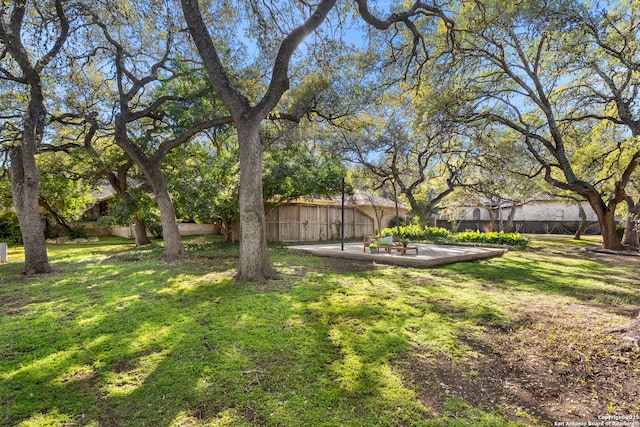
[[438, 197, 600, 234], [456, 199, 597, 222]]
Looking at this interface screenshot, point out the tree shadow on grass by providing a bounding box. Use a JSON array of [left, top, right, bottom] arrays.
[[446, 255, 640, 314], [2, 251, 442, 426], [5, 245, 581, 426]]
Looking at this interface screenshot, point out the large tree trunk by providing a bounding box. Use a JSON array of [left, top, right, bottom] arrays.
[[133, 218, 152, 246], [578, 188, 624, 250], [114, 155, 189, 258], [621, 197, 640, 250], [181, 0, 342, 282], [10, 91, 51, 275], [598, 206, 623, 250], [114, 116, 184, 260], [221, 217, 234, 243], [236, 122, 276, 282], [505, 203, 516, 232], [416, 205, 434, 228], [117, 161, 184, 259], [574, 204, 598, 240], [144, 166, 185, 261], [0, 0, 67, 276], [10, 145, 51, 275], [484, 206, 496, 232]]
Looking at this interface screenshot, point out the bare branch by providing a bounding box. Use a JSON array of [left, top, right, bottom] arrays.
[[355, 0, 454, 81], [35, 0, 69, 72]]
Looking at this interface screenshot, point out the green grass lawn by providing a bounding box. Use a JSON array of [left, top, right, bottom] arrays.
[[0, 235, 638, 426]]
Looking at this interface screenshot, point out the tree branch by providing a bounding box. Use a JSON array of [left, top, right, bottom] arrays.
[[155, 116, 234, 159], [35, 0, 69, 72], [355, 0, 454, 80], [255, 0, 337, 119], [180, 0, 253, 116]]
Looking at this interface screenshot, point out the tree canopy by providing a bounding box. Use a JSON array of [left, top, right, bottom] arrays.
[[1, 0, 639, 277], [417, 0, 640, 249]]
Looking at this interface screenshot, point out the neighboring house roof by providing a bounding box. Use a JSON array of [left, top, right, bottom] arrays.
[[333, 189, 407, 210], [271, 190, 406, 211], [87, 179, 147, 204], [88, 186, 117, 203]]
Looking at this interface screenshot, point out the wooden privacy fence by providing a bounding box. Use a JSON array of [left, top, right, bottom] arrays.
[[266, 203, 374, 242]]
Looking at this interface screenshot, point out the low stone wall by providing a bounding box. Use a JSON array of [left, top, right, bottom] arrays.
[[177, 223, 215, 236], [47, 236, 100, 244], [110, 226, 135, 239], [111, 223, 215, 239]]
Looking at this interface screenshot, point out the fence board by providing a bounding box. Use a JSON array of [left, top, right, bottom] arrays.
[[266, 203, 374, 242]]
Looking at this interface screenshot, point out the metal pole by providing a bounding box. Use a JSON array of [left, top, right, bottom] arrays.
[[341, 176, 345, 251]]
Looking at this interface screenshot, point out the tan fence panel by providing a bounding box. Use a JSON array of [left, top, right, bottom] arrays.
[[265, 203, 374, 242]]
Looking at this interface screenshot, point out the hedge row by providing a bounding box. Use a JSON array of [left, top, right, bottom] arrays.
[[381, 224, 451, 241], [381, 225, 530, 248], [453, 230, 530, 247]]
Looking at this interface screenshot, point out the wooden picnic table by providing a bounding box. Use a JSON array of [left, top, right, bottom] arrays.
[[387, 245, 419, 255], [363, 235, 398, 252]]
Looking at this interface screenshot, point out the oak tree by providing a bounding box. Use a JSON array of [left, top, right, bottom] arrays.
[[440, 0, 639, 250], [181, 0, 453, 281], [0, 0, 71, 274], [84, 2, 233, 261]]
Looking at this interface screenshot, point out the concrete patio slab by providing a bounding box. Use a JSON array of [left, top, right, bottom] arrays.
[[286, 242, 507, 268]]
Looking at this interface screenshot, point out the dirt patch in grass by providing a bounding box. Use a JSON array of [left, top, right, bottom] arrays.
[[400, 345, 543, 424], [580, 248, 640, 267], [536, 242, 640, 268], [323, 257, 380, 274], [399, 303, 640, 426], [0, 294, 31, 317]]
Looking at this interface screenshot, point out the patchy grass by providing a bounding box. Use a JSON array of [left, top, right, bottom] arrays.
[[0, 235, 638, 426], [527, 234, 603, 249]]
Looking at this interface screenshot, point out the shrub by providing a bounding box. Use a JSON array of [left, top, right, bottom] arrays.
[[381, 224, 452, 242], [380, 225, 529, 247], [0, 211, 22, 244], [45, 218, 65, 238], [453, 230, 530, 248], [148, 222, 163, 239], [387, 216, 407, 229], [68, 225, 88, 239], [424, 226, 454, 241]]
